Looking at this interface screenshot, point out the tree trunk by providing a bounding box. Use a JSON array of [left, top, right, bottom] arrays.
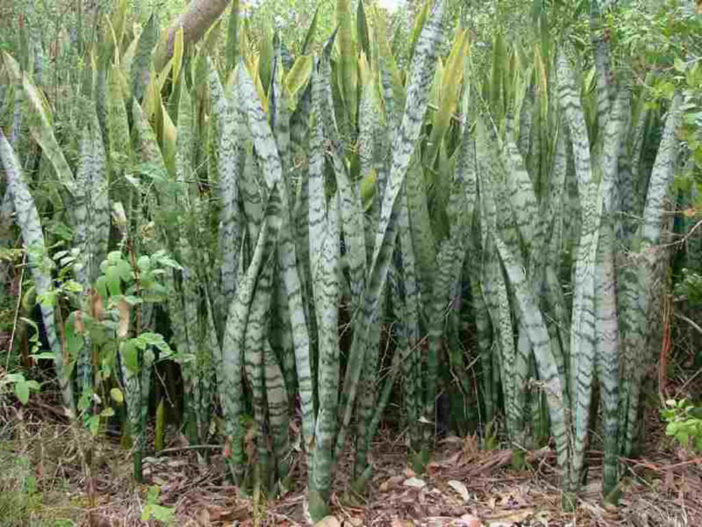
[[155, 0, 230, 69]]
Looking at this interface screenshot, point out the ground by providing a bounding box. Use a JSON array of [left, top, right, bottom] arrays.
[[0, 398, 700, 527]]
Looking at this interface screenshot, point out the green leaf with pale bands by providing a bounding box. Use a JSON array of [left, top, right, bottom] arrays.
[[131, 14, 159, 104], [336, 0, 444, 466], [2, 52, 75, 194], [238, 62, 315, 449], [336, 0, 357, 130], [0, 130, 74, 411]]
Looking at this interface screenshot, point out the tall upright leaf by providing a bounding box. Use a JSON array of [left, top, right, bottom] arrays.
[[0, 130, 75, 412], [335, 0, 444, 463]]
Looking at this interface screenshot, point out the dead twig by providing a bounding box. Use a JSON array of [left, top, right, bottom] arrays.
[[6, 251, 26, 370]]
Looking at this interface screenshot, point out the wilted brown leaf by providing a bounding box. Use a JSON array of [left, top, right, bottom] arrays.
[[90, 288, 105, 320], [380, 475, 405, 492], [459, 514, 484, 527], [314, 516, 341, 527], [73, 310, 85, 333], [403, 477, 427, 489], [448, 480, 471, 503], [116, 297, 130, 338], [196, 509, 212, 527], [485, 508, 534, 523], [462, 435, 480, 461]]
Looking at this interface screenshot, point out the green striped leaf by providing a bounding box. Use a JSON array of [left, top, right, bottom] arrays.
[[0, 130, 74, 412]]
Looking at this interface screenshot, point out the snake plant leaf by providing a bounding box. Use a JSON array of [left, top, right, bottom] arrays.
[[408, 0, 430, 66], [595, 215, 619, 496], [239, 63, 315, 446], [315, 55, 365, 307], [335, 0, 444, 463], [131, 14, 159, 104], [540, 117, 567, 257], [175, 80, 195, 209], [397, 194, 422, 448], [332, 143, 366, 308], [271, 51, 292, 184], [308, 190, 340, 523], [240, 149, 265, 258], [301, 4, 320, 55], [107, 66, 132, 199], [490, 32, 506, 119], [357, 0, 371, 64], [318, 35, 341, 144], [619, 94, 682, 456], [75, 117, 110, 285], [491, 210, 569, 474], [238, 64, 282, 191], [374, 7, 405, 125], [271, 271, 297, 403], [518, 85, 534, 158], [2, 52, 75, 194], [589, 0, 614, 135], [0, 130, 74, 412], [425, 154, 474, 445], [131, 99, 171, 205], [259, 26, 275, 93], [226, 0, 240, 71], [476, 122, 521, 444], [639, 95, 683, 248], [284, 55, 313, 102], [405, 154, 436, 302], [358, 53, 380, 180], [500, 126, 540, 257], [119, 337, 145, 479], [558, 46, 607, 492], [290, 79, 311, 159], [264, 337, 290, 481], [308, 68, 327, 271], [243, 254, 275, 478], [111, 0, 129, 51], [595, 90, 629, 495], [425, 29, 468, 167], [628, 87, 651, 212], [336, 0, 357, 130], [210, 66, 242, 316], [221, 211, 270, 483], [172, 27, 184, 90]]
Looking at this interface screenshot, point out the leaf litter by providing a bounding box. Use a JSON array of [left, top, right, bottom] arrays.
[[1, 400, 701, 526]]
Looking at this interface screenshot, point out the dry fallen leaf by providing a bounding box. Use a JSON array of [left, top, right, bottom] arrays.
[[448, 480, 471, 503], [195, 508, 211, 526], [443, 451, 463, 467], [485, 508, 534, 524], [380, 475, 405, 492], [459, 514, 484, 527], [390, 519, 414, 527], [403, 477, 427, 489], [462, 435, 480, 460], [314, 516, 341, 527]]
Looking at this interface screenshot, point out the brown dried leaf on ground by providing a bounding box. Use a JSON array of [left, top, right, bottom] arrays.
[[314, 515, 342, 527]]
